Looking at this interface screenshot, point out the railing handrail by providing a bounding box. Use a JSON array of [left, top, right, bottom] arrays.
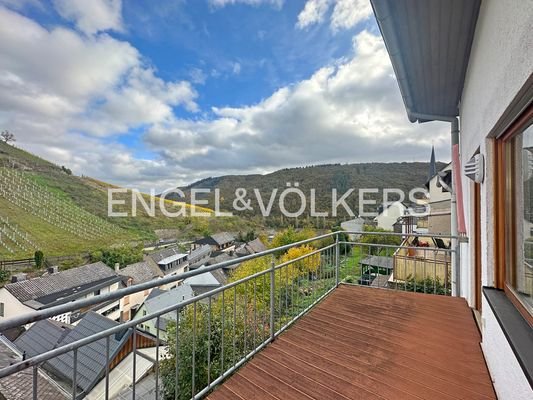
[[0, 229, 459, 400], [0, 230, 457, 331], [0, 241, 340, 380]]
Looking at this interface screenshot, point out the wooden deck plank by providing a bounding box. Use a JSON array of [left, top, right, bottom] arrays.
[[209, 285, 496, 400]]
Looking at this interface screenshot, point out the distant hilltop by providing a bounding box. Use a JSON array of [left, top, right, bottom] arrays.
[[170, 161, 446, 223]]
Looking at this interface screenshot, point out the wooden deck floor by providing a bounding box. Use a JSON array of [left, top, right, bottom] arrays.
[[208, 285, 496, 400]]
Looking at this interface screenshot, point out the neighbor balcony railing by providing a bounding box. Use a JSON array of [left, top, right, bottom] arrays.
[[0, 231, 457, 400]]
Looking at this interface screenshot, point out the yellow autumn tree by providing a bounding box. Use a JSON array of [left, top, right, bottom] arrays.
[[281, 245, 320, 276]]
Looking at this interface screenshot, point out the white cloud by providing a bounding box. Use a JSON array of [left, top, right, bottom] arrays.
[[53, 0, 124, 35], [0, 6, 198, 188], [189, 68, 207, 84], [209, 0, 283, 8], [232, 62, 242, 75], [296, 0, 330, 29], [143, 30, 449, 177], [0, 6, 447, 192], [296, 0, 372, 31], [0, 6, 197, 133], [330, 0, 372, 31]]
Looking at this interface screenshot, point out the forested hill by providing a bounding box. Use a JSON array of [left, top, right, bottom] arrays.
[[174, 162, 446, 224]]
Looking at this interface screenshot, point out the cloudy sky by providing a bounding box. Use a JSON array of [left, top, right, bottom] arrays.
[[0, 0, 450, 191]]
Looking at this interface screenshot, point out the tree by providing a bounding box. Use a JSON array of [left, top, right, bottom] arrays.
[[269, 227, 317, 256], [0, 270, 10, 283], [330, 226, 352, 255], [34, 250, 44, 269], [0, 130, 15, 144], [90, 245, 143, 268], [359, 225, 401, 255], [280, 245, 320, 275]]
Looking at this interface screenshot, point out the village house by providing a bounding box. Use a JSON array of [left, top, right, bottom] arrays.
[[373, 201, 407, 231], [145, 247, 189, 290], [0, 262, 124, 325], [133, 285, 194, 341], [118, 261, 163, 321], [13, 312, 157, 399], [191, 232, 236, 253], [0, 334, 68, 400], [426, 163, 452, 234], [187, 244, 212, 269]]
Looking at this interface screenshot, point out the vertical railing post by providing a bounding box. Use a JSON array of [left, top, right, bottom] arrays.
[[454, 239, 461, 297], [335, 233, 340, 287], [269, 259, 275, 342]]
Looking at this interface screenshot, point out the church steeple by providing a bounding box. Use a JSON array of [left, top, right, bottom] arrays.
[[428, 145, 437, 181]]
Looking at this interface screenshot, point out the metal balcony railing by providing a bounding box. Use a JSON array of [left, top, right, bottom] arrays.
[[0, 231, 457, 400]]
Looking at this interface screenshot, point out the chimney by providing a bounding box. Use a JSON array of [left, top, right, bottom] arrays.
[[11, 273, 27, 283], [114, 263, 120, 273], [47, 266, 59, 274]]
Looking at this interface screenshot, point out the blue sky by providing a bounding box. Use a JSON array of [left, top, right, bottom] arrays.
[[0, 0, 449, 190]]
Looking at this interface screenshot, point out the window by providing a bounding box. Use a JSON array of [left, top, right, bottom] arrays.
[[0, 302, 4, 317], [503, 121, 533, 315]]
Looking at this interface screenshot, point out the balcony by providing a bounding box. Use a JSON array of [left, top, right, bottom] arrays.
[[0, 232, 495, 399], [208, 285, 494, 400]]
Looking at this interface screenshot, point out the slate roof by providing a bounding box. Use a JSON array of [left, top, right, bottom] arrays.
[[147, 247, 187, 264], [14, 319, 71, 359], [245, 238, 267, 254], [235, 238, 267, 256], [157, 253, 188, 266], [120, 261, 162, 284], [207, 251, 238, 266], [143, 285, 194, 316], [188, 244, 212, 265], [184, 267, 223, 288], [4, 262, 117, 306], [211, 232, 235, 246], [193, 236, 218, 246], [145, 288, 166, 302], [141, 285, 194, 331], [0, 338, 68, 400], [44, 312, 130, 395]]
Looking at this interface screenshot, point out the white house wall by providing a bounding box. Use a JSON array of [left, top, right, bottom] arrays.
[[460, 0, 533, 160], [0, 288, 33, 320], [482, 296, 532, 399], [458, 0, 533, 397]]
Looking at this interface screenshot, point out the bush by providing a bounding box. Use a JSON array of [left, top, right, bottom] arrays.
[[344, 275, 356, 283], [90, 245, 143, 268], [0, 270, 10, 283], [34, 250, 44, 268], [359, 225, 401, 255]]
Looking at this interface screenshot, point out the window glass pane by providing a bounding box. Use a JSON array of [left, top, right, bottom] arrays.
[[515, 124, 533, 311]]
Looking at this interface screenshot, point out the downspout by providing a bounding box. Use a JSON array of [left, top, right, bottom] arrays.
[[372, 1, 467, 296], [451, 118, 460, 297], [408, 110, 465, 297]]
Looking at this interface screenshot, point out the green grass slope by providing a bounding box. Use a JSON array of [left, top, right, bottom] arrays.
[[0, 142, 255, 260]]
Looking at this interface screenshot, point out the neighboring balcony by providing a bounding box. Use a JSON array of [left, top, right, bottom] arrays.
[[0, 231, 495, 400]]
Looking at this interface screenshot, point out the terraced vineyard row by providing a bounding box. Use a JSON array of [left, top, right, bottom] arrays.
[[0, 214, 38, 255], [0, 167, 122, 241]]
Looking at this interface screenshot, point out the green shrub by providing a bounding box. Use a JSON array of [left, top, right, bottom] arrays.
[[0, 270, 10, 283], [34, 250, 44, 268]]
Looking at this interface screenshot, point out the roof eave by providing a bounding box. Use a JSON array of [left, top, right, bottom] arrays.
[[370, 0, 481, 123]]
